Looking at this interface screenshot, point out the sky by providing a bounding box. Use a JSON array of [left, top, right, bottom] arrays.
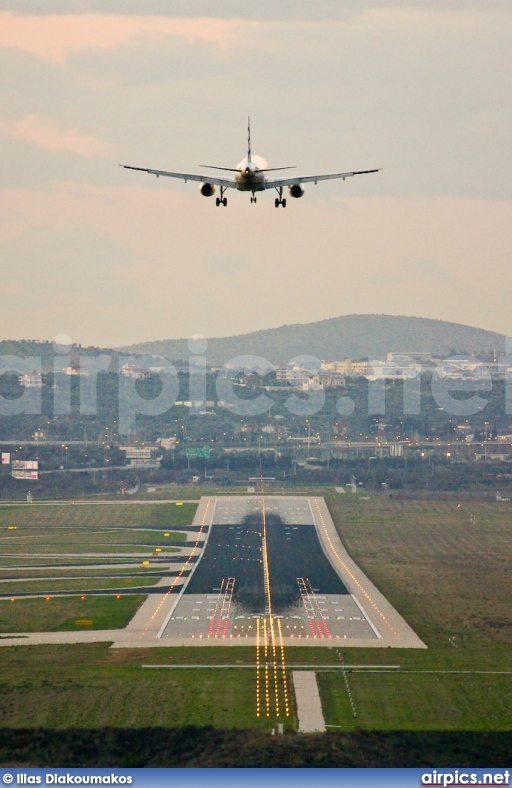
[[1, 1, 511, 348]]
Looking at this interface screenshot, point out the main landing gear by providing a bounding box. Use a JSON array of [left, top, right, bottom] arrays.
[[274, 186, 286, 208], [216, 186, 228, 207]]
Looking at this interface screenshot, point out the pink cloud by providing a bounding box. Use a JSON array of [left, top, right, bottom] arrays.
[[0, 13, 241, 64], [1, 115, 113, 157]]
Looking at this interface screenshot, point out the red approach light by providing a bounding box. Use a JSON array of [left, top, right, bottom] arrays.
[[46, 596, 51, 601], [81, 596, 86, 600], [10, 598, 15, 602], [116, 595, 121, 599]]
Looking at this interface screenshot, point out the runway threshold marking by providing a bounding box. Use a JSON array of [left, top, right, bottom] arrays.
[[211, 578, 235, 638], [207, 578, 225, 638]]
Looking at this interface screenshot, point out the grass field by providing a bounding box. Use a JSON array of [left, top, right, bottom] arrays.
[[0, 567, 164, 579], [317, 670, 511, 731], [0, 644, 294, 731], [325, 495, 511, 646], [0, 576, 161, 594], [0, 502, 197, 529], [316, 494, 512, 733], [0, 641, 509, 734], [0, 503, 197, 632], [0, 596, 146, 632]]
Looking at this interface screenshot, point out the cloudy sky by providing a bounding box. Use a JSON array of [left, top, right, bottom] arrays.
[[1, 1, 511, 347]]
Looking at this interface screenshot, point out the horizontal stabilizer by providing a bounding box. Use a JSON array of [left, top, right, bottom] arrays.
[[199, 165, 241, 172], [199, 165, 296, 172]]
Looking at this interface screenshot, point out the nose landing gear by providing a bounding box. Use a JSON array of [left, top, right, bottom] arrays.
[[250, 194, 257, 203], [274, 186, 287, 207]]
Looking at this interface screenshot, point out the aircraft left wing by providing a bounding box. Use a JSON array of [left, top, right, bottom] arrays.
[[264, 168, 381, 189], [121, 165, 237, 189]]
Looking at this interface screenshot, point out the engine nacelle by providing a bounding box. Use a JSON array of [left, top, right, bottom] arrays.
[[200, 183, 216, 197], [288, 184, 304, 199]]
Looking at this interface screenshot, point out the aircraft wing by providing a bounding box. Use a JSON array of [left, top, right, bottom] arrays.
[[265, 168, 381, 189], [121, 165, 237, 189]]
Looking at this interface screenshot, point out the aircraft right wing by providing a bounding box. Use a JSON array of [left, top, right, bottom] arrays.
[[121, 165, 237, 189], [265, 168, 381, 188]]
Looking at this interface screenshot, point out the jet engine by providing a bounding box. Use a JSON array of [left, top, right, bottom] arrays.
[[200, 183, 216, 197], [288, 184, 304, 199]]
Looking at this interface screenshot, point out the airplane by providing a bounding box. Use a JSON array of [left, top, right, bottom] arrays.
[[121, 119, 380, 207]]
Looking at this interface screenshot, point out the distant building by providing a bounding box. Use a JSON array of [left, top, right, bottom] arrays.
[[158, 437, 178, 449], [302, 377, 323, 391], [321, 360, 369, 376], [18, 373, 43, 388], [276, 364, 314, 385], [320, 360, 347, 374], [121, 364, 151, 380], [435, 358, 489, 378], [386, 352, 433, 363], [119, 445, 162, 468], [65, 365, 89, 377], [316, 372, 345, 388], [366, 361, 421, 380], [350, 361, 369, 376]]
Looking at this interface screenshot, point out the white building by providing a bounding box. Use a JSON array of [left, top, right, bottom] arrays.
[[276, 364, 314, 386], [366, 360, 421, 380], [18, 373, 43, 388], [121, 364, 151, 380], [321, 359, 369, 376], [65, 365, 89, 377]]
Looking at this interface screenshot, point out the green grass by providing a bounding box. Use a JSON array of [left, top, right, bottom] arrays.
[[0, 639, 510, 733], [1, 529, 186, 545], [0, 567, 163, 579], [0, 576, 161, 594], [0, 557, 152, 567], [325, 495, 512, 646], [317, 670, 511, 731], [2, 543, 181, 555], [0, 502, 197, 530], [315, 495, 512, 732], [0, 643, 293, 730], [0, 595, 146, 632]]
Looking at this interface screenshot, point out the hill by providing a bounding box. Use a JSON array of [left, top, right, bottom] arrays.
[[118, 315, 505, 366], [0, 340, 116, 373]]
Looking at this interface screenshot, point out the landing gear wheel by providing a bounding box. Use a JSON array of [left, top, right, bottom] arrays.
[[222, 198, 227, 207], [275, 198, 279, 208], [216, 198, 220, 207], [282, 199, 287, 208]]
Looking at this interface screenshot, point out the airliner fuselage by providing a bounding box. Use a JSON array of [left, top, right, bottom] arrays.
[[234, 156, 269, 192]]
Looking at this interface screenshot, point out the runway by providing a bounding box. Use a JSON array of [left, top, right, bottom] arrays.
[[155, 496, 425, 649]]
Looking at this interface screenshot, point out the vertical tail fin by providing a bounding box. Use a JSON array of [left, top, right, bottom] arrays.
[[247, 116, 251, 162]]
